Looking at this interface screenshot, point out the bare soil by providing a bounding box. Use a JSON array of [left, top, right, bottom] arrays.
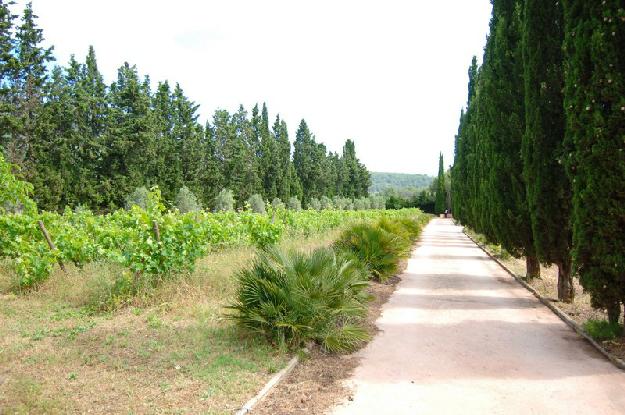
[[252, 275, 401, 415]]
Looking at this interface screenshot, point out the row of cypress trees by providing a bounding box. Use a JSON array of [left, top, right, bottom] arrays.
[[452, 0, 624, 322], [0, 2, 371, 212]]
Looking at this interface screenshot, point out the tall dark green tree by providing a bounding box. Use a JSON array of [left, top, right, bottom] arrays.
[[435, 153, 446, 214], [101, 63, 156, 208], [0, 0, 18, 148], [6, 2, 52, 169], [522, 0, 573, 301], [563, 0, 625, 323], [483, 0, 540, 279]]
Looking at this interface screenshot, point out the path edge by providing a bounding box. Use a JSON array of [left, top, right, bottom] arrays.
[[463, 229, 625, 372], [235, 355, 300, 415]]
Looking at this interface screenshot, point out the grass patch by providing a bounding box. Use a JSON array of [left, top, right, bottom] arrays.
[[0, 230, 342, 413], [584, 319, 622, 341]]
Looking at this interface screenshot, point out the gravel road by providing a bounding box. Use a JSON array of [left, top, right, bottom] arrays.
[[332, 218, 625, 415]]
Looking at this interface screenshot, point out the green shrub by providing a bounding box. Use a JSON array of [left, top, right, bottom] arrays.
[[248, 194, 266, 214], [214, 189, 235, 212], [174, 186, 201, 213], [287, 197, 301, 211], [584, 319, 622, 341], [228, 246, 371, 352], [320, 196, 334, 210], [336, 221, 410, 282], [271, 198, 284, 209], [308, 198, 321, 211], [125, 186, 149, 210]]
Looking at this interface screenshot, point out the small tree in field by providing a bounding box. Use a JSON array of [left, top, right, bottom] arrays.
[[125, 186, 149, 210], [248, 194, 266, 214], [308, 197, 321, 210], [271, 197, 284, 209], [175, 186, 201, 213], [320, 196, 333, 210], [287, 196, 301, 211], [214, 188, 235, 212]]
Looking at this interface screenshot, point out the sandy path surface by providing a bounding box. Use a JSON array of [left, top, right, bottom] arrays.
[[332, 218, 625, 415]]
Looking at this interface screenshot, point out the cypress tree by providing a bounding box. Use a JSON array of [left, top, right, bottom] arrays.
[[435, 152, 446, 214], [522, 0, 573, 301], [483, 0, 540, 279], [563, 0, 625, 323]]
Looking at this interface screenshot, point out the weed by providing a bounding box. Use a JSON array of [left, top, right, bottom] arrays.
[[584, 319, 622, 341]]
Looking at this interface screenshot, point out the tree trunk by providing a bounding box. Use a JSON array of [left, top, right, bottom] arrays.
[[525, 255, 540, 280], [556, 261, 574, 303], [607, 301, 621, 325]]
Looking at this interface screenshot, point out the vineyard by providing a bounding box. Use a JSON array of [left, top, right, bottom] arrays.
[[0, 186, 420, 298]]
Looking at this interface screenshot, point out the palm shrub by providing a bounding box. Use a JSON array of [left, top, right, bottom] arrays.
[[336, 220, 412, 282], [228, 246, 371, 352]]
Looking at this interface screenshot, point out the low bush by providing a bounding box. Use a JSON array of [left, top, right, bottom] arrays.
[[175, 186, 201, 213], [336, 216, 424, 282], [227, 246, 371, 352], [336, 223, 403, 282], [247, 194, 266, 214], [214, 189, 235, 212], [584, 319, 622, 341]]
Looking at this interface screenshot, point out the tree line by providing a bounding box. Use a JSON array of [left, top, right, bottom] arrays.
[[452, 0, 624, 324], [0, 2, 371, 212]]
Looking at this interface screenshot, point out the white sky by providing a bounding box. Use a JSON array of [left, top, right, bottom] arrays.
[[20, 0, 491, 175]]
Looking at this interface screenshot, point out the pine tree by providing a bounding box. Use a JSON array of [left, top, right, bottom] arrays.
[[101, 63, 156, 208], [0, 0, 18, 148], [435, 153, 446, 214], [563, 0, 625, 324], [522, 0, 573, 301], [7, 2, 53, 169]]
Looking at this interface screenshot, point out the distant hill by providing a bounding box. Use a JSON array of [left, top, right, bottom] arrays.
[[369, 172, 435, 194]]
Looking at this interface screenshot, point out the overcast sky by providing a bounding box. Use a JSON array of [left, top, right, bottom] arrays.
[[20, 0, 492, 175]]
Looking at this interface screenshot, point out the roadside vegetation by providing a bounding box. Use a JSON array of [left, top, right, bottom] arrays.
[[452, 1, 624, 335], [228, 213, 428, 353], [1, 145, 430, 412]]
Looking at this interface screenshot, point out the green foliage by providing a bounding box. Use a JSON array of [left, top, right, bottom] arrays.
[[583, 320, 622, 342], [287, 196, 301, 211], [175, 186, 201, 213], [214, 189, 235, 212], [562, 0, 625, 322], [247, 194, 266, 214], [125, 187, 149, 210], [227, 246, 371, 352], [369, 172, 434, 195], [434, 153, 446, 214], [522, 0, 573, 300], [271, 198, 284, 210], [0, 152, 37, 214], [336, 216, 424, 282], [320, 196, 333, 210], [308, 197, 321, 211], [0, 3, 372, 213]]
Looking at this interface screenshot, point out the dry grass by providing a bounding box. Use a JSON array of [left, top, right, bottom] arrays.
[[0, 230, 341, 414]]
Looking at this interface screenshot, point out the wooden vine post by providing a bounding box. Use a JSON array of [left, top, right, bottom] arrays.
[[152, 220, 161, 242], [37, 220, 67, 273]]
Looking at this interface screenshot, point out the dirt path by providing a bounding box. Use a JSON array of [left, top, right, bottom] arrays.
[[332, 218, 625, 415]]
